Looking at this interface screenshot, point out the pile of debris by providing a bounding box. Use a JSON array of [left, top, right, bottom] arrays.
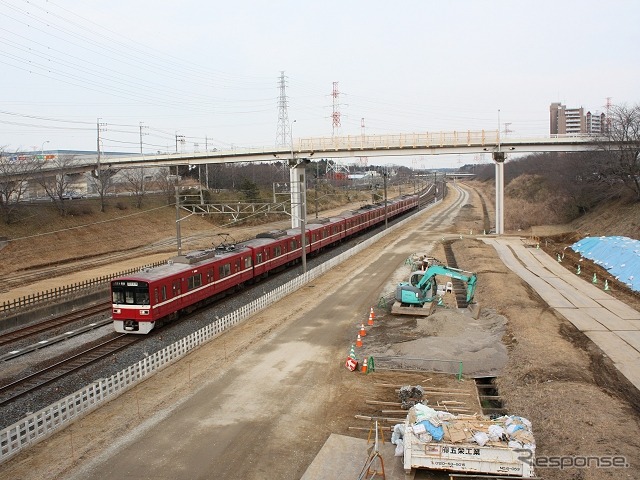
[[393, 403, 537, 477], [403, 404, 535, 451], [398, 385, 424, 409], [408, 254, 443, 271]]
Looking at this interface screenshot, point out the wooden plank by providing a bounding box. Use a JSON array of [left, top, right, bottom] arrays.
[[355, 414, 403, 423], [423, 391, 471, 396], [347, 426, 392, 432], [365, 400, 402, 406]]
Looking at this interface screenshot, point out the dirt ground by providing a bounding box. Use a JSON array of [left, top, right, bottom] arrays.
[[1, 184, 640, 479]]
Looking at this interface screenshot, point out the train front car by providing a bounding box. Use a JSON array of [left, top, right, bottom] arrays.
[[112, 276, 155, 333]]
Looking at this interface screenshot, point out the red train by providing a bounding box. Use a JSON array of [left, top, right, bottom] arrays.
[[111, 194, 420, 333]]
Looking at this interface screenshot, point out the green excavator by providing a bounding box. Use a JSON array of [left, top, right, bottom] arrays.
[[392, 264, 477, 315]]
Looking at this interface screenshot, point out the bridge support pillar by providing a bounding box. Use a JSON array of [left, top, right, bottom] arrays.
[[290, 164, 307, 273], [493, 152, 505, 235], [290, 167, 302, 229]]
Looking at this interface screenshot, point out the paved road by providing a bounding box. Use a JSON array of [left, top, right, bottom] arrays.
[[484, 237, 640, 391], [39, 187, 466, 480]]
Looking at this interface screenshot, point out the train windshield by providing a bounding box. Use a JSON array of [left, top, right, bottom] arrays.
[[111, 280, 150, 305]]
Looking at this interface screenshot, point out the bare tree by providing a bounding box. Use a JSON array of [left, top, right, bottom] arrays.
[[90, 167, 119, 212], [0, 148, 44, 224], [153, 167, 177, 205], [35, 154, 78, 216], [601, 103, 640, 201], [121, 167, 147, 208]]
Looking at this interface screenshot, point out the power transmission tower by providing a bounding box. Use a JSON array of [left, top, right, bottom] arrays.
[[276, 71, 290, 147], [325, 81, 349, 179], [331, 81, 341, 138], [275, 71, 292, 181]]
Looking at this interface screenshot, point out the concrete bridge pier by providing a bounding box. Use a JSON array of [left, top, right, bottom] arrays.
[[493, 151, 505, 235], [290, 163, 308, 273]]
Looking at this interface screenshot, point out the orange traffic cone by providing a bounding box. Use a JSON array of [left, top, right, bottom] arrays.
[[356, 334, 363, 347], [368, 312, 374, 326], [361, 357, 368, 374], [360, 323, 367, 337], [370, 307, 375, 319]]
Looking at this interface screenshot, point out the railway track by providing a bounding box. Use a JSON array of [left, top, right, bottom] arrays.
[[0, 302, 111, 350], [0, 241, 173, 292], [0, 189, 441, 421], [0, 333, 139, 407], [0, 232, 215, 293]]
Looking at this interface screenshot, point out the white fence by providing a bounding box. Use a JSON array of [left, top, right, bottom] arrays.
[[0, 200, 438, 464]]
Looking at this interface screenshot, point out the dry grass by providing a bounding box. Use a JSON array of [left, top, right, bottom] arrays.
[[0, 189, 374, 275]]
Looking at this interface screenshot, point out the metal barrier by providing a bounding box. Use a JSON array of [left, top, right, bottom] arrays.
[[0, 200, 441, 464]]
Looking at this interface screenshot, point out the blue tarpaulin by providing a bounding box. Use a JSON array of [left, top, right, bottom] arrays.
[[571, 236, 640, 292]]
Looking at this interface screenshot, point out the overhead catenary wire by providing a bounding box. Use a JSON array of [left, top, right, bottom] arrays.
[[0, 0, 551, 152]]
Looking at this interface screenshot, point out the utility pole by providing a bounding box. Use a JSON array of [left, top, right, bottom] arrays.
[[96, 118, 107, 168], [139, 122, 149, 154], [383, 168, 388, 230], [175, 133, 185, 153], [299, 166, 307, 274], [315, 162, 319, 219], [175, 186, 182, 255], [289, 120, 307, 274]]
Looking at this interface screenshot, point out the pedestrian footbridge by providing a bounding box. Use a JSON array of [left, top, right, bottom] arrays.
[[97, 130, 604, 169]]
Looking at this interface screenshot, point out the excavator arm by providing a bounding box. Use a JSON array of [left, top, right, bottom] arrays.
[[395, 264, 477, 306]]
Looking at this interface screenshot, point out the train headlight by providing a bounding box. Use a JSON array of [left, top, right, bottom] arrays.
[[113, 308, 121, 314], [140, 310, 150, 315]]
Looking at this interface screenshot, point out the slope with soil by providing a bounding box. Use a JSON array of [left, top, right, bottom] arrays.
[[1, 184, 639, 480]]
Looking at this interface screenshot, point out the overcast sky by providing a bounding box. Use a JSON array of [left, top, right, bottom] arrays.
[[1, 0, 638, 167]]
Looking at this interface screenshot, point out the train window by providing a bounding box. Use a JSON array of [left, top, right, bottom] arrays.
[[112, 289, 125, 304], [188, 273, 202, 290], [256, 253, 263, 263], [290, 240, 296, 250], [219, 263, 231, 278], [235, 259, 241, 272], [154, 288, 159, 303], [139, 289, 150, 305], [207, 269, 214, 283], [173, 280, 181, 296], [112, 283, 150, 305], [162, 285, 167, 301], [244, 256, 252, 268], [274, 246, 281, 256]]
